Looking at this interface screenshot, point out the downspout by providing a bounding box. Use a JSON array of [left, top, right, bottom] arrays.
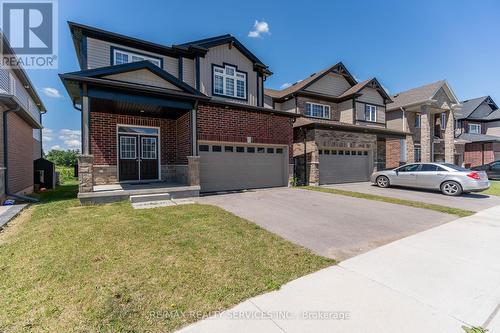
[[302, 127, 307, 185], [3, 105, 38, 203], [400, 107, 406, 132]]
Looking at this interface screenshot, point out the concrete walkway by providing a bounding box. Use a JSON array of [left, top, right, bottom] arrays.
[[177, 205, 500, 333], [325, 182, 500, 212], [0, 204, 28, 229]]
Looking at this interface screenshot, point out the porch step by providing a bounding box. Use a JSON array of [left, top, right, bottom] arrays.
[[130, 193, 171, 204]]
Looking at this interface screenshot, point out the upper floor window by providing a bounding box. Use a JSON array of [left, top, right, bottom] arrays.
[[441, 113, 447, 129], [364, 104, 377, 122], [305, 102, 330, 119], [112, 48, 162, 67], [213, 64, 247, 99], [415, 113, 421, 128], [468, 123, 481, 134]]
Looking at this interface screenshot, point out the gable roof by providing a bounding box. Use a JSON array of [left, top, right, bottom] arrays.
[[179, 34, 271, 76], [338, 78, 392, 102], [387, 80, 459, 111], [484, 108, 500, 121], [264, 62, 357, 100], [455, 96, 499, 120], [64, 61, 204, 96]]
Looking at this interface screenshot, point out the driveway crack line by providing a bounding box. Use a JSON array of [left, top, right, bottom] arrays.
[[249, 299, 288, 333]]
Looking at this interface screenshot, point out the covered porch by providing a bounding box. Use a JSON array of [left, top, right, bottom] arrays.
[[59, 61, 208, 203]]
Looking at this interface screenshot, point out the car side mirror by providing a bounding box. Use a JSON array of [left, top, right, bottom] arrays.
[[395, 170, 399, 176]]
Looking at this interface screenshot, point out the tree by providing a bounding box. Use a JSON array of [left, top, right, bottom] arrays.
[[45, 149, 79, 167]]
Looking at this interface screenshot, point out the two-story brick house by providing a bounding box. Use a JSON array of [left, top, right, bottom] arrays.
[[386, 80, 460, 165], [0, 32, 46, 201], [453, 96, 500, 167], [265, 63, 408, 185], [60, 22, 297, 202]]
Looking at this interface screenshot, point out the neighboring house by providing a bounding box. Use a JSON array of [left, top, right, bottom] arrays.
[[454, 96, 500, 167], [386, 80, 460, 164], [0, 33, 46, 201], [60, 22, 296, 200], [265, 63, 408, 185]]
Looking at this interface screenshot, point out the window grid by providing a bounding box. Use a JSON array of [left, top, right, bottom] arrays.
[[305, 102, 330, 119], [364, 104, 377, 122], [120, 137, 136, 159], [213, 65, 247, 99], [113, 49, 161, 67], [141, 138, 157, 160]]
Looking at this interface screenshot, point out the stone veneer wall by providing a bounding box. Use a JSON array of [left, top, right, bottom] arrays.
[[294, 128, 377, 185]]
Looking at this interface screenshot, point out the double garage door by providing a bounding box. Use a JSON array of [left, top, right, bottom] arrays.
[[319, 148, 371, 184], [199, 142, 288, 192]]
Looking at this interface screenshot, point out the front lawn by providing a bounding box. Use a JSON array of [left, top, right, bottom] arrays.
[[481, 180, 500, 196], [0, 185, 333, 332]]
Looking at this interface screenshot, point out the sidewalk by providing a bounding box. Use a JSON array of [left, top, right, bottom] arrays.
[[177, 205, 500, 333]]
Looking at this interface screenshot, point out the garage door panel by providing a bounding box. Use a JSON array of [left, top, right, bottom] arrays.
[[200, 144, 287, 192], [319, 150, 370, 184]]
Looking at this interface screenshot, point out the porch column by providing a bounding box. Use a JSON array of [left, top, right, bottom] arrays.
[[420, 106, 432, 162], [191, 107, 197, 156], [81, 84, 91, 155], [444, 109, 455, 163], [406, 134, 415, 163], [187, 156, 200, 186], [77, 155, 93, 193]]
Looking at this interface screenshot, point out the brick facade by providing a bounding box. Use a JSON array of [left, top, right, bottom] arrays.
[[90, 112, 192, 166], [386, 138, 401, 169], [464, 143, 495, 167], [7, 112, 34, 195], [197, 103, 294, 161]]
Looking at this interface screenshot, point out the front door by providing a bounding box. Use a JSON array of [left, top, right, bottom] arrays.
[[140, 136, 159, 180], [118, 127, 159, 182], [119, 135, 139, 181]]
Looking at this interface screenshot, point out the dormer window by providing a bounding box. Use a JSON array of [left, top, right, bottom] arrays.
[[213, 64, 247, 100], [468, 123, 481, 134], [112, 48, 162, 67], [364, 104, 377, 122]]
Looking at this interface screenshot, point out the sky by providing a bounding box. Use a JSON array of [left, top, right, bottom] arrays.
[[24, 0, 500, 152]]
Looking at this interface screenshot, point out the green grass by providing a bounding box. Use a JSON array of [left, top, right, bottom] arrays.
[[481, 180, 500, 196], [302, 186, 475, 218], [0, 185, 333, 332], [55, 166, 78, 185]]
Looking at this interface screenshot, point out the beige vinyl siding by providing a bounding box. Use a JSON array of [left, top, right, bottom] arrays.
[[355, 102, 385, 126], [264, 95, 273, 109], [86, 37, 179, 77], [486, 120, 500, 136], [386, 110, 405, 131], [357, 87, 384, 105], [275, 98, 296, 113], [304, 73, 352, 97], [198, 43, 258, 106], [182, 57, 195, 87], [339, 100, 354, 123], [103, 69, 181, 90]]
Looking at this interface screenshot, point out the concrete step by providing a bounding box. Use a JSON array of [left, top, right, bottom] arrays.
[[130, 193, 171, 204], [132, 200, 176, 210]]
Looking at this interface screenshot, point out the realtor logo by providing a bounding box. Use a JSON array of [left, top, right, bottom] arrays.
[[0, 0, 58, 68]]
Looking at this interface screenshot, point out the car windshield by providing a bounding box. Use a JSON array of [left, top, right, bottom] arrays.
[[442, 163, 470, 172]]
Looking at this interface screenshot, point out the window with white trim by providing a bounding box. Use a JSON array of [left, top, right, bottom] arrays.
[[468, 123, 481, 134], [141, 137, 157, 159], [120, 137, 136, 159], [364, 104, 377, 122], [113, 49, 161, 67], [213, 64, 247, 99], [305, 102, 330, 119], [441, 112, 447, 129], [415, 113, 421, 128]]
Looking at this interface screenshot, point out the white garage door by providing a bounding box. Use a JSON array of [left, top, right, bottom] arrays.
[[319, 148, 371, 184], [199, 143, 288, 192]]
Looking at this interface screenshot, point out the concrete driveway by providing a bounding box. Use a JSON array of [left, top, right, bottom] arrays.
[[325, 182, 500, 212], [197, 187, 454, 260]]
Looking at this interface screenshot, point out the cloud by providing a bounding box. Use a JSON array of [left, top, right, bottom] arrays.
[[280, 83, 292, 89], [248, 20, 270, 38], [50, 145, 62, 151], [42, 87, 61, 98], [42, 128, 54, 142], [59, 129, 81, 150]]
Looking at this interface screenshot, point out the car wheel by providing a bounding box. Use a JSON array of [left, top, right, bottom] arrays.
[[376, 176, 390, 188], [441, 181, 463, 196]]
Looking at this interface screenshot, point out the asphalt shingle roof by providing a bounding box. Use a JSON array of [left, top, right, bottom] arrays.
[[387, 80, 446, 110], [454, 96, 488, 120], [457, 133, 500, 143]]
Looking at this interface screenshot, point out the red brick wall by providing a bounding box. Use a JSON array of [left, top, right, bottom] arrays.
[[464, 142, 494, 167], [197, 103, 294, 160], [7, 112, 34, 195], [386, 138, 401, 169], [90, 112, 191, 165]]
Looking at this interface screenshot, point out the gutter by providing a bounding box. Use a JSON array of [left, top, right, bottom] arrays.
[[3, 106, 39, 203]]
